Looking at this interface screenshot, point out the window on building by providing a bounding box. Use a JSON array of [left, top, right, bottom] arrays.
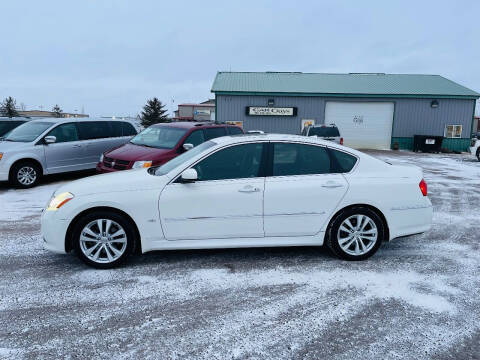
[[444, 125, 462, 138], [272, 143, 331, 176]]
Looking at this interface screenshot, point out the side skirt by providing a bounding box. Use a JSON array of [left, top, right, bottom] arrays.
[[141, 232, 326, 253]]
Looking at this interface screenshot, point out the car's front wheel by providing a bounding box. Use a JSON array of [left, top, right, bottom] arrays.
[[326, 207, 385, 261], [476, 148, 480, 162], [10, 161, 42, 188], [72, 211, 136, 268]]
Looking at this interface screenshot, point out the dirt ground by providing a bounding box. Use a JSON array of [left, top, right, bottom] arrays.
[[0, 151, 479, 359]]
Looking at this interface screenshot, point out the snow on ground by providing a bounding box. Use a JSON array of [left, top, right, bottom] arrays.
[[0, 151, 479, 359]]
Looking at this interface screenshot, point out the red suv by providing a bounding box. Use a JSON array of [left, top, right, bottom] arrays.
[[96, 122, 243, 173]]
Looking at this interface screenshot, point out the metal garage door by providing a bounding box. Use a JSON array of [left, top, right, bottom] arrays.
[[325, 102, 394, 149]]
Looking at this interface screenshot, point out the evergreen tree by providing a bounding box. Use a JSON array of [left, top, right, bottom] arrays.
[[1, 96, 19, 118], [52, 104, 63, 117], [140, 97, 169, 127]]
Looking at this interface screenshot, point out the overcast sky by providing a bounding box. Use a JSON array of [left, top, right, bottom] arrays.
[[1, 0, 479, 117]]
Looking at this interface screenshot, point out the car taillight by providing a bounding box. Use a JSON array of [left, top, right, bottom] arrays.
[[419, 179, 427, 196], [340, 137, 344, 145]]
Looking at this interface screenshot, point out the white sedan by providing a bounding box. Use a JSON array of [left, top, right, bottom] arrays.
[[41, 134, 433, 268]]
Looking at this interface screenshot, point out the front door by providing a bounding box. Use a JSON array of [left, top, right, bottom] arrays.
[[44, 123, 88, 173], [264, 142, 348, 237], [159, 142, 266, 240]]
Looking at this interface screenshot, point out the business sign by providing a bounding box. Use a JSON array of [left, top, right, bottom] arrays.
[[226, 121, 243, 128], [194, 109, 211, 116], [246, 106, 297, 116], [301, 119, 315, 132]]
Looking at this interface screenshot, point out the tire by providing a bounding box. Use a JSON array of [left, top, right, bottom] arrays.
[[326, 207, 386, 261], [476, 149, 480, 162], [72, 211, 137, 269], [9, 161, 42, 188]]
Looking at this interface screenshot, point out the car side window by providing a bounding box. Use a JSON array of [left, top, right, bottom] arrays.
[[77, 121, 110, 140], [227, 127, 243, 135], [272, 143, 331, 176], [203, 127, 227, 140], [192, 143, 264, 181], [329, 149, 357, 173], [110, 122, 123, 137], [184, 129, 205, 147], [46, 123, 79, 143], [122, 122, 137, 136]]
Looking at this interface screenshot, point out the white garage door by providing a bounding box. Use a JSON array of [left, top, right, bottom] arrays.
[[325, 102, 394, 150]]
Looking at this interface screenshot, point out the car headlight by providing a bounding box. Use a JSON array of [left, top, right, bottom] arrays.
[[47, 192, 74, 211], [100, 153, 104, 162], [132, 160, 153, 169]]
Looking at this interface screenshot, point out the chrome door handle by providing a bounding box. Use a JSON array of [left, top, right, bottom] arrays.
[[321, 182, 343, 188], [73, 144, 82, 148], [238, 185, 260, 193]]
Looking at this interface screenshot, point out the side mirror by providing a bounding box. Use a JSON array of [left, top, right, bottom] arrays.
[[44, 136, 57, 144], [183, 143, 194, 151], [179, 168, 198, 183]]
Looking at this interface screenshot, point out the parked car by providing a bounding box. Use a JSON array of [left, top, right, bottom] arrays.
[[0, 118, 29, 138], [42, 133, 432, 268], [302, 124, 343, 145], [96, 122, 243, 173], [0, 118, 137, 188]]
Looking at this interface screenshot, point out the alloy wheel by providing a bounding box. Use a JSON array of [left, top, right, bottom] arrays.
[[17, 166, 37, 186], [79, 219, 128, 264], [337, 214, 378, 256]]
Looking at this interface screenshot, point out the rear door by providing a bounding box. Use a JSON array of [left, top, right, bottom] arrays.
[[77, 121, 115, 166], [263, 142, 349, 237], [44, 123, 89, 173]]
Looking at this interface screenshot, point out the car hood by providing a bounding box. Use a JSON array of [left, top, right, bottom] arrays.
[[0, 140, 34, 151], [55, 168, 170, 197], [105, 143, 173, 161]]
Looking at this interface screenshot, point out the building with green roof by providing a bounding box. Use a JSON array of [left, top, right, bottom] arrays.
[[211, 72, 479, 151]]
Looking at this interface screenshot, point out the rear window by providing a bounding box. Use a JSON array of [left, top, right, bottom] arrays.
[[204, 127, 227, 140], [309, 126, 340, 137], [77, 121, 111, 140], [122, 122, 137, 136], [0, 121, 25, 137], [109, 121, 138, 137], [329, 149, 357, 173]]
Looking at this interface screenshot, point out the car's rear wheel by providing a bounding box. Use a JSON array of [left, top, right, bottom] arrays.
[[10, 161, 42, 188], [72, 211, 136, 269], [476, 148, 480, 162], [326, 207, 385, 260]]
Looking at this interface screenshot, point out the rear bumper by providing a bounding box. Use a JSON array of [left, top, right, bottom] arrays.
[[388, 202, 433, 240]]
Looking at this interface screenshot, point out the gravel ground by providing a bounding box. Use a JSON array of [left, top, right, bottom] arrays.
[[0, 151, 479, 360]]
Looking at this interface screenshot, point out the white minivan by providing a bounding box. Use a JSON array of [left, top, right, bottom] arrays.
[[0, 118, 137, 188]]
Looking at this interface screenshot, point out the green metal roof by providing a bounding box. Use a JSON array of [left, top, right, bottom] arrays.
[[211, 72, 479, 98]]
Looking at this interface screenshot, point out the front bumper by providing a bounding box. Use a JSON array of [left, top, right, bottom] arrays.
[[0, 170, 8, 182], [41, 209, 70, 254], [96, 162, 123, 174]]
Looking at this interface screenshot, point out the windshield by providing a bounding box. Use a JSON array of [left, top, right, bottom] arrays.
[[153, 141, 216, 176], [309, 127, 340, 137], [130, 126, 187, 149], [4, 121, 54, 142]]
